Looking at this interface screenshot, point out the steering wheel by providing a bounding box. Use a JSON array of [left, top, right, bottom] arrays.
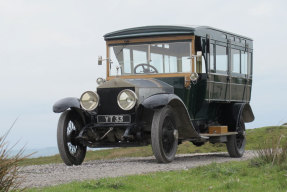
[[134, 63, 158, 74]]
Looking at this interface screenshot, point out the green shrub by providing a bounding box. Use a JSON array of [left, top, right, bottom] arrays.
[[0, 123, 29, 192], [252, 130, 287, 167]]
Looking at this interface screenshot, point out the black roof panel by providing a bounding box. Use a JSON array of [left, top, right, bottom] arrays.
[[104, 25, 253, 41]]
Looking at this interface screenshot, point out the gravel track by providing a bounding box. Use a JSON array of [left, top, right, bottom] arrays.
[[19, 151, 255, 188]]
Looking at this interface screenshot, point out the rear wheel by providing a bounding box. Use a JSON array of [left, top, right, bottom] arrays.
[[57, 110, 87, 166], [226, 119, 246, 157], [151, 106, 178, 163]]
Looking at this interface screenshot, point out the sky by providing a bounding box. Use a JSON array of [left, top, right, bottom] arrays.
[[0, 0, 287, 150]]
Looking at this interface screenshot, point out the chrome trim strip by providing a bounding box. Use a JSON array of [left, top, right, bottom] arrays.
[[207, 81, 251, 86]]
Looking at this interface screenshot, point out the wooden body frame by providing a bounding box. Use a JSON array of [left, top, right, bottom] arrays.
[[106, 35, 195, 87]]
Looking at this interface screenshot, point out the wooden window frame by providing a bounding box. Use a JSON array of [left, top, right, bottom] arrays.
[[105, 35, 195, 84]]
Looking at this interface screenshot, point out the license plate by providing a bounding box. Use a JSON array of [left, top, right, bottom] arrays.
[[97, 115, 131, 124]]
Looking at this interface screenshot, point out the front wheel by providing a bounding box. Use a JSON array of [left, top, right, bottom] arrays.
[[151, 106, 178, 163], [226, 119, 246, 157], [57, 110, 87, 166]]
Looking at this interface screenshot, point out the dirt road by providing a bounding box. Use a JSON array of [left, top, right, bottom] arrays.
[[19, 151, 255, 188]]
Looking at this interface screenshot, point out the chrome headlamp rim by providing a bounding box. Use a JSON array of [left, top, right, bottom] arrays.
[[96, 77, 105, 85], [117, 89, 138, 111], [190, 72, 199, 81], [80, 91, 99, 111]]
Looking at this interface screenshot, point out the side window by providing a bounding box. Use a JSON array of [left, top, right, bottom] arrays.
[[231, 49, 240, 73], [210, 44, 215, 72], [241, 51, 248, 74], [195, 55, 206, 73], [248, 52, 252, 76], [216, 45, 228, 73]]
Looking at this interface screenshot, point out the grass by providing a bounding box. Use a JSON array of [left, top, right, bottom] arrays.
[[25, 125, 287, 191], [20, 126, 287, 166], [251, 129, 287, 167], [245, 125, 287, 150], [27, 160, 287, 192], [0, 135, 24, 192], [1, 120, 30, 192]]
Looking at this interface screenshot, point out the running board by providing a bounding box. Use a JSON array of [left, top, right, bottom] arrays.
[[200, 132, 238, 137], [199, 132, 238, 143], [200, 135, 209, 140]]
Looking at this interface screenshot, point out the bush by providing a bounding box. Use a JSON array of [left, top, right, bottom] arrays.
[[252, 131, 287, 167], [0, 124, 28, 192]]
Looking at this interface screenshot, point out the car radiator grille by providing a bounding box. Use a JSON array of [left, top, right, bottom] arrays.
[[97, 87, 135, 115]]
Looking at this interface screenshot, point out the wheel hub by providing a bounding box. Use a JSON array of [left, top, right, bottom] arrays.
[[67, 121, 78, 156], [173, 130, 178, 140]]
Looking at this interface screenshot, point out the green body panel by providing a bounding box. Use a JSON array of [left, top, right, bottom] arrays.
[[154, 77, 186, 101], [155, 72, 252, 124], [155, 75, 208, 120], [207, 74, 252, 102]]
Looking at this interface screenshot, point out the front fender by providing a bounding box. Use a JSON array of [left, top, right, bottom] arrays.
[[141, 94, 202, 140], [141, 94, 177, 109], [53, 97, 81, 113]]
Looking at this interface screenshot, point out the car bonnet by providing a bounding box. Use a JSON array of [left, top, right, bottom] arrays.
[[97, 78, 174, 104]]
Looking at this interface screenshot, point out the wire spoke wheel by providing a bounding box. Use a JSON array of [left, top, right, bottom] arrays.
[[66, 121, 78, 155], [57, 110, 87, 166], [226, 118, 246, 158], [236, 133, 245, 149], [162, 117, 176, 155], [151, 106, 178, 163]]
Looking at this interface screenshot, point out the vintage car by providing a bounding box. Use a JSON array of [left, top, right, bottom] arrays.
[[53, 25, 254, 165]]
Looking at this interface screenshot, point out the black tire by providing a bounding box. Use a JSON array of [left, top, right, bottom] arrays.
[[151, 106, 178, 163], [226, 119, 246, 157], [57, 110, 87, 166]]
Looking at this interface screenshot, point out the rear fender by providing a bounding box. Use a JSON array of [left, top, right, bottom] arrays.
[[241, 104, 255, 123], [222, 103, 255, 132], [232, 103, 255, 124]]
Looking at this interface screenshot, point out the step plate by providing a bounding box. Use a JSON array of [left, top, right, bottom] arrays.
[[200, 132, 238, 137]]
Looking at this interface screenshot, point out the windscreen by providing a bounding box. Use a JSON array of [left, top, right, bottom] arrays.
[[109, 41, 192, 76]]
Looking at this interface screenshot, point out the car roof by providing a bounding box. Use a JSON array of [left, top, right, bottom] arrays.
[[104, 25, 253, 41]]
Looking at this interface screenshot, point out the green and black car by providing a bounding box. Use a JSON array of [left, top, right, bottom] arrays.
[[53, 25, 254, 165]]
